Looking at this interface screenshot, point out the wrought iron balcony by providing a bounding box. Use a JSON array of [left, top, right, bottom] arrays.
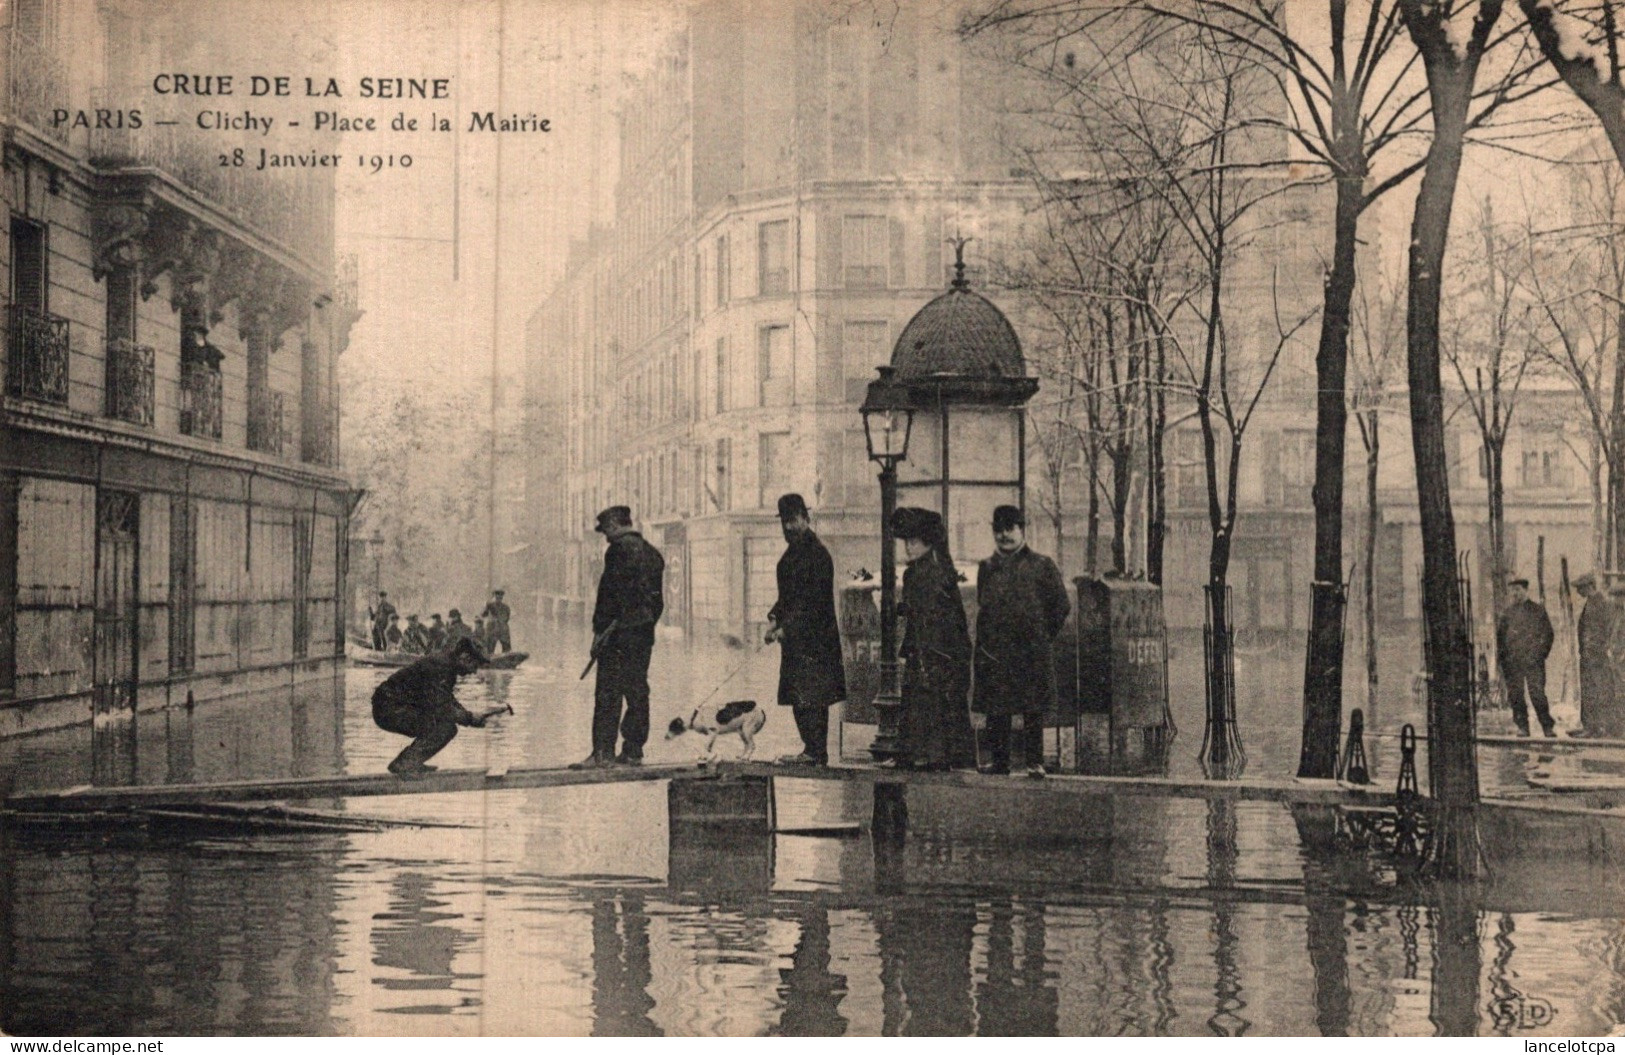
[[248, 390, 285, 456], [104, 339, 154, 426], [6, 305, 70, 405], [180, 363, 223, 440], [9, 34, 70, 146]]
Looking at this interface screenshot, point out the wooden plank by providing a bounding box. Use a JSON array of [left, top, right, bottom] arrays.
[[3, 760, 1403, 811]]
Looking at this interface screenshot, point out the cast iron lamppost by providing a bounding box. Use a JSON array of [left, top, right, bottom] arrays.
[[860, 365, 915, 760]]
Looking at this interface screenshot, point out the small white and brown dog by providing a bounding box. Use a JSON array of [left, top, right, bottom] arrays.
[[666, 699, 766, 765]]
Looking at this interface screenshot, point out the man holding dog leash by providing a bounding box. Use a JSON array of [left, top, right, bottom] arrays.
[[766, 493, 847, 766]]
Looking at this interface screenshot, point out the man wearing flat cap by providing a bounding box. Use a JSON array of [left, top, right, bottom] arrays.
[[765, 493, 847, 765], [573, 506, 666, 767], [1575, 573, 1618, 737], [372, 637, 506, 777], [973, 505, 1071, 776], [1496, 576, 1556, 737], [481, 589, 512, 655]]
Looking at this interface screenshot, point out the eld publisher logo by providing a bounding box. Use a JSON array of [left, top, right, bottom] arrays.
[[1493, 994, 1556, 1030]]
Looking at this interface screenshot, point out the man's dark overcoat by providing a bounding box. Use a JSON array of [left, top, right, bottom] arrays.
[[973, 546, 1071, 717], [768, 530, 848, 710], [1497, 598, 1554, 672], [1580, 591, 1619, 735]]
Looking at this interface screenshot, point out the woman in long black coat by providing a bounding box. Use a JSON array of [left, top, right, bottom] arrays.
[[891, 507, 975, 770]]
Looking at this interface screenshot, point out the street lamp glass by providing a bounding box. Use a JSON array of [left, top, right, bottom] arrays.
[[860, 367, 914, 464]]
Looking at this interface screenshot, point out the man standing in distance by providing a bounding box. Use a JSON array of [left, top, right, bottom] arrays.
[[766, 493, 847, 765], [973, 505, 1071, 776], [481, 589, 512, 654], [573, 506, 666, 768], [1497, 576, 1556, 738]]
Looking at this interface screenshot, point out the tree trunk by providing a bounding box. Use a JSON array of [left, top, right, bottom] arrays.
[[1488, 437, 1507, 636], [1086, 445, 1100, 575], [1111, 447, 1131, 574], [1403, 34, 1482, 833], [1299, 161, 1363, 778], [1146, 338, 1167, 585], [1613, 304, 1625, 570], [1365, 409, 1380, 722]]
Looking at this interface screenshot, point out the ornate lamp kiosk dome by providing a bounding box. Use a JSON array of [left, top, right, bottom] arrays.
[[892, 250, 1038, 555]]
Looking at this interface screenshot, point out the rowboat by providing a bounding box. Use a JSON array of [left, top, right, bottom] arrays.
[[346, 642, 529, 669]]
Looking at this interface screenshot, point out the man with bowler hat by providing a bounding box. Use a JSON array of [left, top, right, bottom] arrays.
[[766, 493, 847, 765], [1497, 576, 1556, 737], [573, 506, 666, 767], [973, 505, 1071, 776]]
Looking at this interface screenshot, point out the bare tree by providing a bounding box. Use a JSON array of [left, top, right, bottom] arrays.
[[1442, 199, 1543, 630], [1350, 265, 1406, 721], [1397, 0, 1510, 875]]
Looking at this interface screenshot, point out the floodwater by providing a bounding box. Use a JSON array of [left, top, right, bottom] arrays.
[[3, 625, 1625, 1036]]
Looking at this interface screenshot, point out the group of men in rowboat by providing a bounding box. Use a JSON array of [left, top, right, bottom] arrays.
[[367, 589, 513, 657]]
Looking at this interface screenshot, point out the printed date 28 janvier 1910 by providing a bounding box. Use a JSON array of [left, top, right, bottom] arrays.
[[218, 147, 411, 172]]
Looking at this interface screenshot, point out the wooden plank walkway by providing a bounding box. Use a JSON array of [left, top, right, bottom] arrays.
[[1, 760, 1401, 812]]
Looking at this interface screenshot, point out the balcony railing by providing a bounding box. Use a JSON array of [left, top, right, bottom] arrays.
[[105, 339, 154, 426], [9, 34, 70, 145], [248, 390, 285, 456], [6, 305, 70, 405], [180, 363, 223, 440]]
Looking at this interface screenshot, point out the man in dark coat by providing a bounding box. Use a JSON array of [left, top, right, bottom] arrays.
[[572, 505, 666, 768], [372, 637, 505, 777], [428, 613, 448, 653], [369, 590, 396, 651], [1497, 576, 1556, 737], [1575, 574, 1618, 737], [766, 493, 847, 766], [973, 505, 1071, 776], [890, 507, 975, 771], [481, 589, 512, 654]]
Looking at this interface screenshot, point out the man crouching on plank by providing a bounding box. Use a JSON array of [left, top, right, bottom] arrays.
[[373, 637, 508, 777]]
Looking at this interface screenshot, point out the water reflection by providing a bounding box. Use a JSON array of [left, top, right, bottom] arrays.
[[590, 893, 660, 1036], [371, 872, 482, 1014], [4, 635, 1625, 1035], [770, 906, 848, 1036]]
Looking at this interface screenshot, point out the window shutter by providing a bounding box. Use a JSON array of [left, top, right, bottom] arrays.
[[820, 211, 842, 290]]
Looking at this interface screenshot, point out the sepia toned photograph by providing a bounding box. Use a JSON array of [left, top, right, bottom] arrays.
[[5, 0, 1625, 1037]]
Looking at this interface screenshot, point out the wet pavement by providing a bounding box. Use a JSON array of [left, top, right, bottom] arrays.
[[3, 626, 1625, 1036]]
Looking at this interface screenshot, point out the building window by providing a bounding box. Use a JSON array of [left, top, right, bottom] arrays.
[[759, 431, 791, 508], [715, 437, 732, 510], [842, 215, 888, 289], [715, 235, 730, 308], [1173, 429, 1205, 509], [759, 220, 790, 295], [715, 337, 727, 414], [1281, 429, 1315, 492], [11, 216, 46, 314], [1520, 437, 1569, 488], [105, 266, 137, 343], [759, 325, 790, 407], [843, 320, 888, 401], [694, 251, 704, 317]]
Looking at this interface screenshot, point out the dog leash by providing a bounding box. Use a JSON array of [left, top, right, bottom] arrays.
[[691, 639, 768, 715]]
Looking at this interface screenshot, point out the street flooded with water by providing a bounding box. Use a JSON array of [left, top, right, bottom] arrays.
[[4, 628, 1625, 1036]]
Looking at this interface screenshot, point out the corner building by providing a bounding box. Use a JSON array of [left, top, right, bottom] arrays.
[[528, 0, 1039, 640], [0, 0, 358, 738]]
